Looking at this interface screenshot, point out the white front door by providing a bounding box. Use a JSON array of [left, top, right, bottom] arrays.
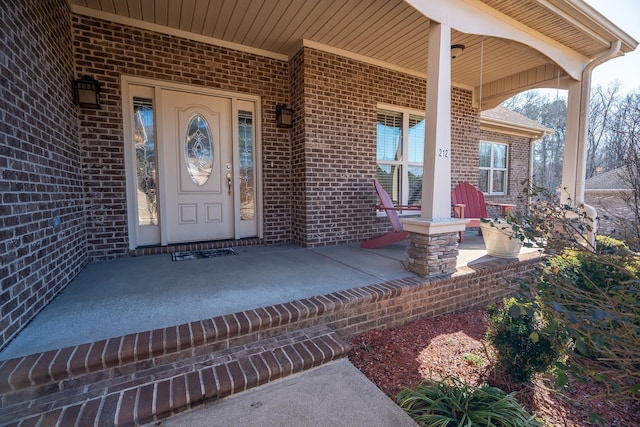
[[159, 89, 234, 244]]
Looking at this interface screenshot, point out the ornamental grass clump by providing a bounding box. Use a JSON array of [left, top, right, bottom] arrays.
[[397, 376, 541, 427]]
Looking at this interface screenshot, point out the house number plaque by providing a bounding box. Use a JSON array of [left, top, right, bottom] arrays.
[[438, 148, 449, 158]]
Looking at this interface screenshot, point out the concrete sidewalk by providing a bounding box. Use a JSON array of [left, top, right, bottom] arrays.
[[156, 359, 418, 427]]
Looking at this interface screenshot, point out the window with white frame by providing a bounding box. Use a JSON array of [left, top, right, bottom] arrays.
[[479, 141, 508, 195], [376, 108, 424, 209]]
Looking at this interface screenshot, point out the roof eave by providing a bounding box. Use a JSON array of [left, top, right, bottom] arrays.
[[556, 0, 638, 54], [480, 116, 552, 140]]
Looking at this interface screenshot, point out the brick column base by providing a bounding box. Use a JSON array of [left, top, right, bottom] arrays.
[[406, 231, 459, 276]]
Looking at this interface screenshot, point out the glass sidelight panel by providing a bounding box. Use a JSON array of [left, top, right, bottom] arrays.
[[238, 111, 254, 220], [133, 97, 158, 226], [184, 114, 213, 186]]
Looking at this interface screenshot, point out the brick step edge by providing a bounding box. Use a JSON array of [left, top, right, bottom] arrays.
[[0, 325, 351, 427], [0, 277, 401, 395]]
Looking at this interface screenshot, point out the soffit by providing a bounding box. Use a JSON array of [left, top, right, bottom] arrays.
[[68, 0, 635, 90], [480, 0, 633, 57]]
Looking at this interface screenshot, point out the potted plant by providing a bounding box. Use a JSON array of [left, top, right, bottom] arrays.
[[479, 214, 528, 259]]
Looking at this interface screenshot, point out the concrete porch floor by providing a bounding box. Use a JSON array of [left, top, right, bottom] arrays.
[[0, 231, 523, 360]]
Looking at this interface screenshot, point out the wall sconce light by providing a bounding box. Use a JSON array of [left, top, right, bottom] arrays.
[[72, 76, 101, 109], [276, 104, 294, 128], [450, 44, 465, 59]]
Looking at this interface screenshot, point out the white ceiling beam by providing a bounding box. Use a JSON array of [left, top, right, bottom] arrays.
[[404, 0, 588, 80]]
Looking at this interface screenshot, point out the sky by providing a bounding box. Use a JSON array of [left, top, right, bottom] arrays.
[[584, 0, 640, 93]]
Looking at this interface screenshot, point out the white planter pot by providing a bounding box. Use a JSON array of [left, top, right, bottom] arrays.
[[480, 221, 523, 259]]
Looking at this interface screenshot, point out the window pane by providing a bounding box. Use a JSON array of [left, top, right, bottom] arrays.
[[479, 142, 491, 167], [377, 110, 402, 161], [493, 170, 505, 193], [239, 111, 254, 221], [493, 144, 507, 168], [408, 115, 424, 163], [478, 169, 489, 193], [184, 114, 213, 186], [377, 164, 401, 205], [133, 97, 158, 226], [408, 166, 423, 206]]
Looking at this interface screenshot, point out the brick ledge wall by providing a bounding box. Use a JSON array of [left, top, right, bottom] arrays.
[[0, 254, 541, 425]]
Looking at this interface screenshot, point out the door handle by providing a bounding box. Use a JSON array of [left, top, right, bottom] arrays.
[[226, 173, 232, 195]]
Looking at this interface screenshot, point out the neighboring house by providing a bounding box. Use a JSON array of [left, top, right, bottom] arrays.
[[0, 1, 636, 348], [585, 167, 635, 237], [478, 106, 551, 215]]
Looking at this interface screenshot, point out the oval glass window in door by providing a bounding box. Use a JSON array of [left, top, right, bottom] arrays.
[[184, 114, 213, 186]]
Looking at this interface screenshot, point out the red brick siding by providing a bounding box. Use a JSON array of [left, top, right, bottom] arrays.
[[451, 89, 481, 187], [71, 14, 292, 258], [289, 49, 308, 244], [0, 1, 87, 349], [479, 130, 532, 216], [292, 48, 481, 245], [71, 18, 512, 251]]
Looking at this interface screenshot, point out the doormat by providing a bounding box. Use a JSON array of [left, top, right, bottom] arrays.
[[171, 248, 237, 261]]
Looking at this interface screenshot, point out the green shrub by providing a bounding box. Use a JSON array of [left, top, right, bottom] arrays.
[[538, 238, 640, 374], [487, 298, 565, 383], [397, 376, 541, 427], [511, 183, 640, 400], [595, 235, 632, 255], [545, 240, 639, 299]]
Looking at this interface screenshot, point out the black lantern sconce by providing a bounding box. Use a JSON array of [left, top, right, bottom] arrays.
[[276, 104, 294, 128], [72, 76, 101, 109]]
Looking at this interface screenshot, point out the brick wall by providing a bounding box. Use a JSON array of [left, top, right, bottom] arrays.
[[479, 130, 532, 216], [70, 17, 520, 251], [451, 89, 480, 187], [289, 50, 308, 244], [0, 1, 87, 349], [71, 14, 292, 258], [291, 48, 481, 246]]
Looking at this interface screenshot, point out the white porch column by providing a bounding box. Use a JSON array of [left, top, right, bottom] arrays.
[[560, 43, 619, 249], [422, 22, 453, 220], [561, 80, 583, 206], [560, 80, 598, 248], [402, 21, 466, 276], [561, 41, 621, 208]]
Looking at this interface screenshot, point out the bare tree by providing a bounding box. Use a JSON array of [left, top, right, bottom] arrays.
[[587, 82, 621, 178], [536, 97, 566, 192], [617, 91, 640, 248], [504, 91, 567, 193]]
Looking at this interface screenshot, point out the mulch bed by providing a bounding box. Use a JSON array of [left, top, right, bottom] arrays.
[[347, 308, 639, 426]]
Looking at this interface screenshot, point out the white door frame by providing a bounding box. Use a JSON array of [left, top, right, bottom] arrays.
[[121, 75, 263, 249]]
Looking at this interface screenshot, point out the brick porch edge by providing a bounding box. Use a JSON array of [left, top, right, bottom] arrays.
[[0, 252, 541, 426]]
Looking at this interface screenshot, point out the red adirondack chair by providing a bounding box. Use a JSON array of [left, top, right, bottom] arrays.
[[451, 181, 515, 242], [361, 179, 420, 249]]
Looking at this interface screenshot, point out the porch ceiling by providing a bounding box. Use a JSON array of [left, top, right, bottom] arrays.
[[70, 0, 636, 102]]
